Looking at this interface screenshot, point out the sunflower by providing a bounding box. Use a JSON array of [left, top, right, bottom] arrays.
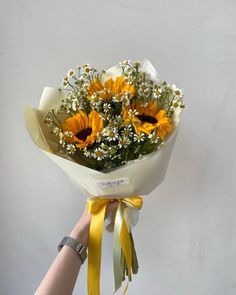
[[87, 76, 135, 100], [122, 101, 173, 140], [62, 110, 103, 149]]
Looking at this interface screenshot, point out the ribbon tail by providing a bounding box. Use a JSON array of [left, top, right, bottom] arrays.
[[88, 203, 107, 295], [120, 249, 129, 295], [121, 249, 126, 282], [113, 203, 124, 293], [120, 204, 132, 282], [113, 202, 133, 295], [130, 232, 139, 274], [123, 281, 129, 295]]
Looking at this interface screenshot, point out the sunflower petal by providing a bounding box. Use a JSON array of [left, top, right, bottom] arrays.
[[104, 78, 114, 91], [62, 110, 103, 149]]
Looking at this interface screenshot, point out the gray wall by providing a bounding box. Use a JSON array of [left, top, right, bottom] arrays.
[[1, 0, 236, 294]]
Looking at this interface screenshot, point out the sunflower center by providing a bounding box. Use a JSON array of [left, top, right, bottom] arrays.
[[137, 114, 157, 124], [76, 128, 92, 141]]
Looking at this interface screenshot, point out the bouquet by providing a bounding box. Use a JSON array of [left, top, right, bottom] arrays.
[[25, 60, 184, 294]]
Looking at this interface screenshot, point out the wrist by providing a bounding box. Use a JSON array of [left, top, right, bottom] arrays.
[[69, 213, 91, 248]]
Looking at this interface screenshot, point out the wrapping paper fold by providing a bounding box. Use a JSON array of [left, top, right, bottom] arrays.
[[25, 87, 179, 197]]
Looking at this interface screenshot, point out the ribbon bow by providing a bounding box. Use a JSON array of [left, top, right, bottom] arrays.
[[87, 196, 143, 295]]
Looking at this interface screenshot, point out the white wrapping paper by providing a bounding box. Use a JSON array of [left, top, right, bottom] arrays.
[[24, 61, 182, 198]]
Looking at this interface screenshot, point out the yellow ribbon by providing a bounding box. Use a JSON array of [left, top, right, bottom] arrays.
[[87, 196, 143, 295]]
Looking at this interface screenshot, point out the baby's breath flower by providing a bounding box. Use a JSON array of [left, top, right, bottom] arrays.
[[62, 80, 68, 87], [112, 94, 121, 103], [108, 146, 117, 156], [64, 131, 74, 138], [99, 113, 110, 121], [103, 103, 111, 113], [134, 133, 145, 143], [128, 109, 139, 116], [90, 93, 102, 109], [93, 148, 106, 161], [138, 81, 153, 97], [121, 92, 131, 106], [133, 61, 141, 68], [108, 121, 116, 129], [96, 132, 102, 143], [83, 64, 94, 74], [106, 128, 119, 142], [108, 116, 121, 128], [119, 60, 130, 67], [53, 127, 61, 136], [59, 132, 66, 147], [78, 88, 87, 96], [71, 99, 81, 112], [126, 67, 133, 74], [67, 69, 75, 77], [116, 115, 122, 123], [78, 76, 85, 83], [66, 143, 76, 154], [44, 114, 53, 125], [92, 102, 102, 111], [118, 136, 131, 148], [90, 93, 100, 103], [171, 84, 183, 97], [127, 79, 135, 85], [148, 131, 159, 144], [101, 127, 109, 137], [83, 147, 92, 157], [110, 153, 121, 161], [153, 85, 163, 99], [100, 143, 109, 151], [54, 106, 61, 114], [162, 82, 170, 89], [84, 67, 91, 74], [121, 125, 133, 138]]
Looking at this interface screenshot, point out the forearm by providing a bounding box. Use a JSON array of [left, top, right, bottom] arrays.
[[34, 201, 117, 295], [35, 212, 91, 295]]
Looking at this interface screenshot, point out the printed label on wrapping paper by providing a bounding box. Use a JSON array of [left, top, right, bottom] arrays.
[[96, 177, 130, 189]]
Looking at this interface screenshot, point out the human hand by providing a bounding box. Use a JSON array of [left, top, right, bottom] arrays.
[[69, 200, 119, 247]]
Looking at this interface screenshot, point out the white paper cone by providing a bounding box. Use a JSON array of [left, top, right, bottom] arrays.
[[24, 61, 182, 198], [25, 98, 178, 197]]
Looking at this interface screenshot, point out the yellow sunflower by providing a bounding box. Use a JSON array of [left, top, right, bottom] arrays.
[[87, 76, 135, 100], [62, 110, 103, 149], [122, 101, 173, 140]]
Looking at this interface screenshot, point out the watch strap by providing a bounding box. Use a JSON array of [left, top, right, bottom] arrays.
[[58, 236, 87, 264]]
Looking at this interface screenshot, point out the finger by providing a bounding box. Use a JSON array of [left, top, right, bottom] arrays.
[[105, 200, 119, 219], [106, 222, 115, 232]]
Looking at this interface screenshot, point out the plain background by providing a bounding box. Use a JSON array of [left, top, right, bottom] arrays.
[[1, 0, 236, 294]]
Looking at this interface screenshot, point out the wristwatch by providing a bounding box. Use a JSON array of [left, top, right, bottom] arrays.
[[58, 236, 87, 264]]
